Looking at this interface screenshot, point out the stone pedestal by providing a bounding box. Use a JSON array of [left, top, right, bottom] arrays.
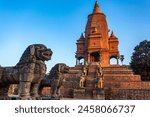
[[93, 89, 105, 100], [73, 88, 85, 99], [0, 85, 10, 100], [85, 88, 93, 99], [73, 88, 105, 99]]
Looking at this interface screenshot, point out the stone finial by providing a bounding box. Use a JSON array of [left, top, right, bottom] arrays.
[[80, 33, 84, 39], [93, 0, 101, 13], [110, 31, 117, 38]]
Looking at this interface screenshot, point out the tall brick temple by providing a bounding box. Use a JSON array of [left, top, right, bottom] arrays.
[[76, 1, 119, 67]]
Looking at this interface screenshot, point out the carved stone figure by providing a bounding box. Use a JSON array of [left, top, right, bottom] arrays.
[[83, 61, 89, 76], [39, 63, 69, 99], [95, 62, 104, 89], [0, 44, 52, 100], [79, 74, 86, 88], [97, 77, 104, 89], [96, 62, 103, 77], [78, 62, 88, 88]]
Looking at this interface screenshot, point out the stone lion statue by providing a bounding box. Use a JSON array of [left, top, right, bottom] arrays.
[[39, 63, 69, 99], [0, 44, 52, 100]]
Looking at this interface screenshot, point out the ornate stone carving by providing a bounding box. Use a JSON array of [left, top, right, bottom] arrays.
[[79, 62, 89, 88], [95, 62, 104, 89], [96, 62, 103, 77], [82, 61, 89, 76], [97, 77, 104, 89], [39, 63, 69, 99], [79, 74, 86, 88], [0, 44, 52, 100]]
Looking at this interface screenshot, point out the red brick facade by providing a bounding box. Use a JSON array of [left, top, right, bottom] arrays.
[[76, 1, 119, 67]]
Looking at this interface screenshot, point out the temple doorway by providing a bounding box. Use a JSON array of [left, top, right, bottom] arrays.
[[90, 52, 100, 62]]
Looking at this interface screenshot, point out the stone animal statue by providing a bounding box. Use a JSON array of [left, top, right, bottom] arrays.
[[96, 62, 103, 77], [79, 75, 86, 88], [95, 62, 104, 89], [39, 63, 69, 99], [0, 44, 52, 100], [82, 61, 89, 76]]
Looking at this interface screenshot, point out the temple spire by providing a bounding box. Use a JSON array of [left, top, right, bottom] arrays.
[[110, 31, 117, 38], [80, 33, 84, 39], [93, 0, 101, 13]]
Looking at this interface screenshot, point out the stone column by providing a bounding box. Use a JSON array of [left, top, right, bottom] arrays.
[[117, 56, 119, 65], [76, 58, 78, 65]]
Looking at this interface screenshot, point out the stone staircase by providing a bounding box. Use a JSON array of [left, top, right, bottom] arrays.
[[103, 65, 150, 100], [50, 64, 150, 100], [62, 64, 105, 99]]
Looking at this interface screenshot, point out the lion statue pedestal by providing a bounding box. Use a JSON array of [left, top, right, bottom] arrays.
[[0, 44, 52, 100]]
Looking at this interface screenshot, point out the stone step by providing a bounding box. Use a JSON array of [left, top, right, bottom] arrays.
[[103, 72, 134, 75], [104, 75, 141, 82], [120, 82, 150, 89], [103, 65, 131, 70], [85, 79, 95, 88], [103, 70, 133, 73], [73, 88, 86, 99], [73, 88, 105, 99], [103, 69, 133, 71], [85, 76, 96, 81], [104, 81, 150, 89], [93, 89, 105, 100], [88, 69, 97, 73], [104, 74, 135, 77], [86, 74, 97, 78], [105, 88, 150, 100], [84, 88, 94, 99]]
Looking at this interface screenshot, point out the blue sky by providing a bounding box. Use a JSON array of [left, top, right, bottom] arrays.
[[0, 0, 150, 72]]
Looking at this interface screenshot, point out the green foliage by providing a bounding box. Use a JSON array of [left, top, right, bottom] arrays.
[[130, 40, 150, 81]]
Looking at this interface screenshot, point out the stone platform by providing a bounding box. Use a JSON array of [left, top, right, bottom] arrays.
[[42, 65, 150, 100], [61, 65, 150, 99], [103, 65, 150, 99]]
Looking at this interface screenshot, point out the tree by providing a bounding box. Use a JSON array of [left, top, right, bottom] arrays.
[[130, 40, 150, 81]]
